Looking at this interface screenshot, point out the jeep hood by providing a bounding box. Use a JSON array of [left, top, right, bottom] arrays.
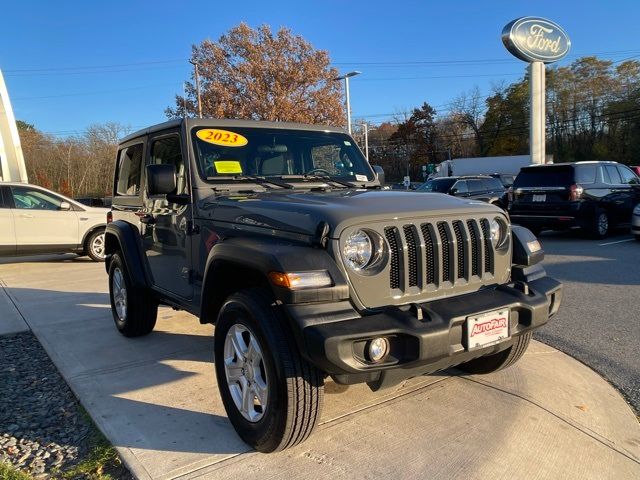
[[197, 189, 501, 239]]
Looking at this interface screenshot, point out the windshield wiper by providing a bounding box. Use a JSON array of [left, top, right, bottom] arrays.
[[207, 175, 294, 189], [282, 174, 357, 189]]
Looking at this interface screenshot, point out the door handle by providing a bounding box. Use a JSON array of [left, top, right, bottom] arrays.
[[19, 213, 34, 218]]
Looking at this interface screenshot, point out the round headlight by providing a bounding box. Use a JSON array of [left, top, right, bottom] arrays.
[[343, 230, 373, 271], [489, 218, 509, 248]]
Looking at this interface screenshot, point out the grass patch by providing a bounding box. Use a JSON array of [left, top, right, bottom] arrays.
[[57, 408, 126, 480], [0, 462, 33, 480]]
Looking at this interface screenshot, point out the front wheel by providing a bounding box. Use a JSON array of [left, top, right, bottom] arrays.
[[214, 288, 324, 452], [85, 229, 106, 262], [458, 333, 532, 374]]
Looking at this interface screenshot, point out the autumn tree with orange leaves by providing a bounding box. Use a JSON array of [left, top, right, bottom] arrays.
[[167, 23, 345, 125]]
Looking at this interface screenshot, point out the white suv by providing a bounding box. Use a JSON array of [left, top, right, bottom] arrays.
[[0, 183, 109, 261]]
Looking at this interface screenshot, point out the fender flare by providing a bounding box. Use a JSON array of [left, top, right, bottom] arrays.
[[104, 220, 149, 288], [200, 237, 349, 323]]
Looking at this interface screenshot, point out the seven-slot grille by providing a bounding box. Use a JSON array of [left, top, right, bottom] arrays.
[[383, 218, 494, 292]]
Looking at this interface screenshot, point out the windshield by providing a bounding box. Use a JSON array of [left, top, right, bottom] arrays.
[[417, 178, 456, 193], [191, 127, 374, 182]]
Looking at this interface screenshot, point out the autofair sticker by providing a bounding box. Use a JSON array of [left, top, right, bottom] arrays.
[[197, 129, 248, 147], [214, 160, 243, 174]]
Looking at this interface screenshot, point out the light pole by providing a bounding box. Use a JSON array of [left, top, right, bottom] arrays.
[[334, 71, 361, 134], [189, 60, 203, 118], [360, 122, 369, 160]]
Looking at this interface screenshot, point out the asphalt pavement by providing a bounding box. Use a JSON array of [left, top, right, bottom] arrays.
[[534, 230, 640, 413]]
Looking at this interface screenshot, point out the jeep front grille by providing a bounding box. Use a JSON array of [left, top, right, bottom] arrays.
[[384, 218, 495, 293]]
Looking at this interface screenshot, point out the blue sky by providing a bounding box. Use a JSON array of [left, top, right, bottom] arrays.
[[1, 0, 639, 137]]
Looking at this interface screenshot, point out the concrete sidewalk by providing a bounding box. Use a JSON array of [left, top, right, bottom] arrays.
[[1, 257, 639, 480]]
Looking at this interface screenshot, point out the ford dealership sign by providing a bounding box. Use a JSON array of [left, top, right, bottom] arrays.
[[502, 17, 571, 63]]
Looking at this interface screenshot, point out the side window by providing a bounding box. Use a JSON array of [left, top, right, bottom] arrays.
[[618, 166, 639, 185], [483, 178, 502, 191], [453, 180, 468, 193], [467, 179, 484, 193], [11, 187, 63, 210], [575, 165, 597, 184], [0, 187, 5, 208], [149, 135, 186, 194], [604, 165, 622, 184], [115, 143, 144, 196]]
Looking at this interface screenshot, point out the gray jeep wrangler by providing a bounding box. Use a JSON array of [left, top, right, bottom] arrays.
[[105, 118, 562, 452]]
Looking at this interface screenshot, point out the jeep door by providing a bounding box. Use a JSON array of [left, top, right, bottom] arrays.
[[141, 131, 193, 299], [0, 186, 16, 255]]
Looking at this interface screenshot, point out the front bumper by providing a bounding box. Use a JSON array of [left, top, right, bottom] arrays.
[[286, 273, 562, 390]]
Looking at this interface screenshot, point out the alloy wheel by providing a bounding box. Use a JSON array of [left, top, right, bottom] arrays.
[[598, 213, 608, 236], [223, 323, 268, 422], [91, 233, 106, 259], [111, 267, 127, 321]]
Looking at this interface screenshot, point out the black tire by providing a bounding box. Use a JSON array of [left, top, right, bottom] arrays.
[[588, 209, 609, 239], [214, 288, 324, 453], [108, 253, 158, 337], [458, 332, 532, 375], [85, 229, 106, 262]]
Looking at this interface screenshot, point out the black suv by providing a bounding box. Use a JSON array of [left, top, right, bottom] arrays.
[[105, 118, 561, 452], [417, 175, 507, 208], [509, 161, 640, 238]]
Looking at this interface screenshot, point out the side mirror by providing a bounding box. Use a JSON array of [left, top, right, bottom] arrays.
[[449, 188, 458, 195], [59, 201, 71, 211], [372, 165, 385, 186], [147, 164, 177, 196]]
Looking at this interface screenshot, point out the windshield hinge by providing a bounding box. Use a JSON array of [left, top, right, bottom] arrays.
[[313, 221, 330, 248]]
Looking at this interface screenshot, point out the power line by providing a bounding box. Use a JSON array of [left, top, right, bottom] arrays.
[[14, 82, 182, 101]]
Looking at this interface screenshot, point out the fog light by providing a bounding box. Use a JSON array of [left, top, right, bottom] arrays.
[[367, 337, 390, 363]]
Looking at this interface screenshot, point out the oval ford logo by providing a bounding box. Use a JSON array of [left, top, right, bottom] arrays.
[[502, 17, 571, 63]]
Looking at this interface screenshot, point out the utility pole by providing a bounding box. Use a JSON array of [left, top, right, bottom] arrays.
[[189, 60, 203, 118]]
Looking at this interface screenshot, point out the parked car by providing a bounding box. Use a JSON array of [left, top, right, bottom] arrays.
[[0, 183, 108, 261], [416, 175, 508, 208], [489, 173, 515, 188], [509, 161, 640, 238], [104, 118, 561, 452], [389, 182, 421, 190], [632, 203, 640, 241]]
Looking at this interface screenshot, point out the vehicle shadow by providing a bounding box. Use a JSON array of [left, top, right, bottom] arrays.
[[0, 253, 91, 265]]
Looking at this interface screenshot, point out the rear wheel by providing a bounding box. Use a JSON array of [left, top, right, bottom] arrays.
[[588, 209, 609, 239], [214, 288, 324, 452], [108, 253, 158, 337], [458, 333, 532, 374]]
